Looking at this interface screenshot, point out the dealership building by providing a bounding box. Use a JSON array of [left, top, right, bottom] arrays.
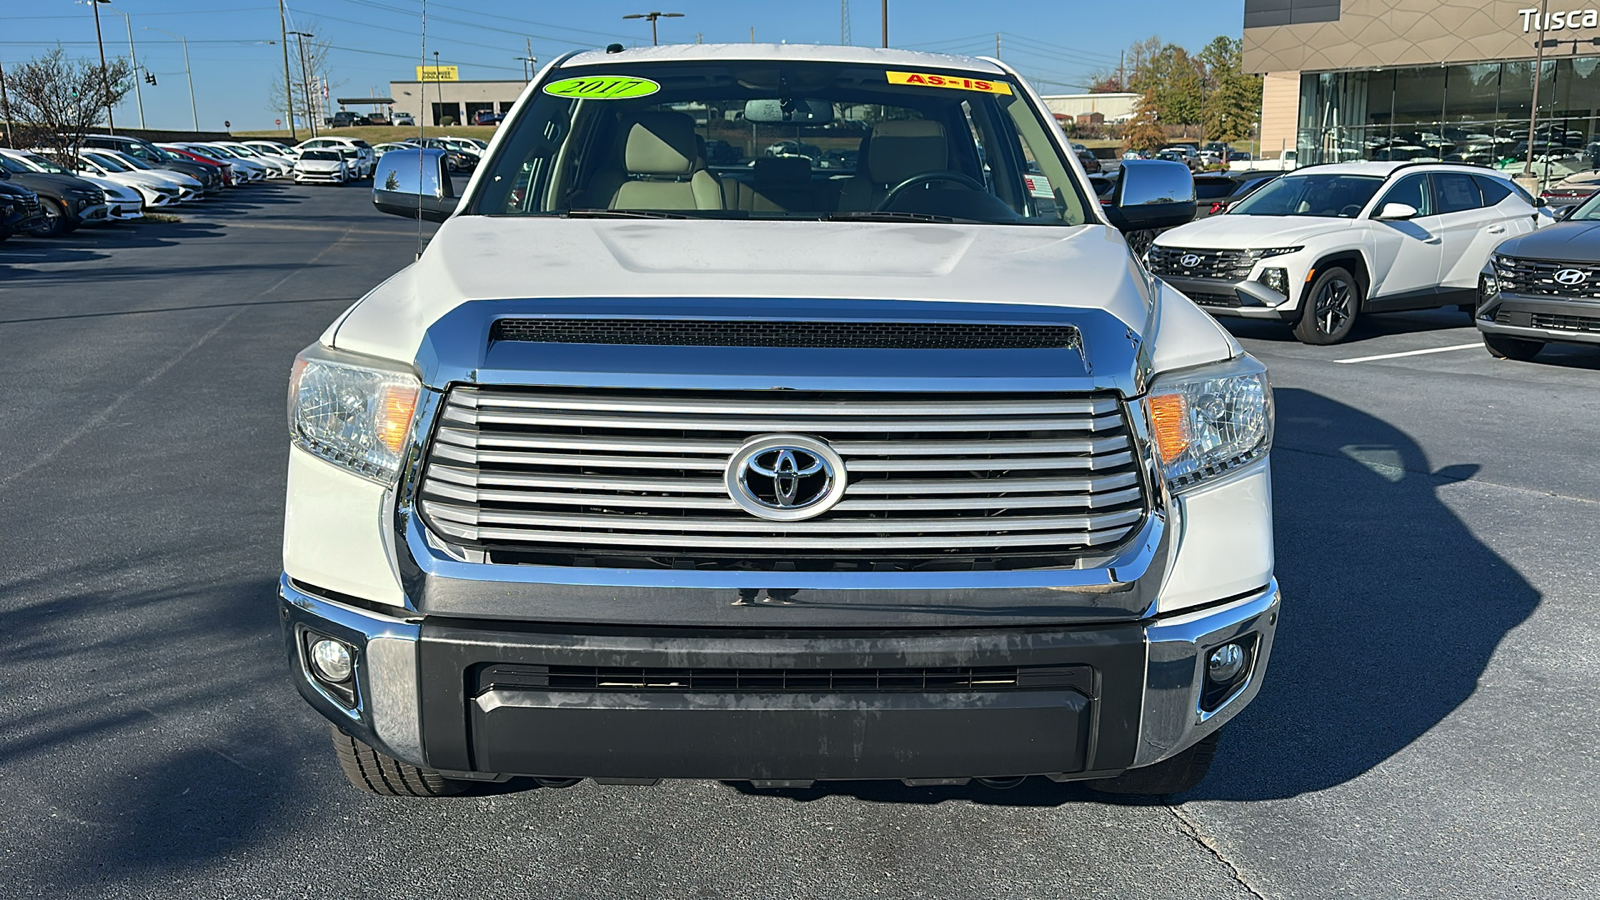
[[387, 79, 528, 126], [1245, 0, 1600, 175]]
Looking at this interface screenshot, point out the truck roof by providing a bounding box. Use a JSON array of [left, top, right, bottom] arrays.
[[560, 43, 1007, 74]]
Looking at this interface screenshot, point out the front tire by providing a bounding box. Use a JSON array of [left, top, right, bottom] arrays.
[[330, 726, 471, 796], [30, 198, 71, 237], [1085, 731, 1222, 797], [1483, 333, 1544, 361], [1293, 266, 1361, 344]]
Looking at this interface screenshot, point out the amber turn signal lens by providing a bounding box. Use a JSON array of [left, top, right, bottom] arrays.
[[1148, 393, 1190, 465], [376, 384, 419, 455]]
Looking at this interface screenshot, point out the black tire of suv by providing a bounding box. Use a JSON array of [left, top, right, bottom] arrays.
[[1084, 730, 1222, 797], [30, 198, 71, 238], [1483, 333, 1544, 361], [330, 726, 471, 797], [1293, 266, 1361, 344]]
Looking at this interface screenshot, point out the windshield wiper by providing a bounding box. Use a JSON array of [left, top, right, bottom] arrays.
[[827, 211, 958, 224], [562, 209, 690, 220]]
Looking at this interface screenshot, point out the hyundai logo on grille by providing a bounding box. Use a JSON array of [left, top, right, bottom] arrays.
[[725, 435, 848, 521], [1180, 253, 1202, 268], [1554, 267, 1589, 285]]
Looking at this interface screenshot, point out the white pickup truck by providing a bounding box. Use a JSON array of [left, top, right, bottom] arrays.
[[281, 44, 1279, 797], [1250, 150, 1299, 172]]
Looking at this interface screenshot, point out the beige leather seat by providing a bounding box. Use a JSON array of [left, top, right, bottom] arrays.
[[610, 112, 722, 211], [835, 119, 949, 212]]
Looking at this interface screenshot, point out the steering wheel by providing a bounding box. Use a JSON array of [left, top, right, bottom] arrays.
[[1339, 204, 1364, 217], [876, 170, 987, 211]]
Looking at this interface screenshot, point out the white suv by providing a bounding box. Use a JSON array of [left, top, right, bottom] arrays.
[[1148, 162, 1537, 343], [293, 137, 375, 178]]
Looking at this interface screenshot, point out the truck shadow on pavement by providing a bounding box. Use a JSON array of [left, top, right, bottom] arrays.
[[732, 387, 1540, 807]]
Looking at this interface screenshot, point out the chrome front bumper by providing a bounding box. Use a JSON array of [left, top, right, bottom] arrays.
[[280, 574, 1279, 779]]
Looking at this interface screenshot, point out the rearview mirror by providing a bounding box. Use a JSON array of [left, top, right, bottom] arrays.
[[743, 98, 834, 125], [1103, 160, 1196, 232], [1375, 202, 1418, 220], [372, 148, 458, 223]]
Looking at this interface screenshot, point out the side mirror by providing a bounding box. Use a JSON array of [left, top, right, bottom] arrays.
[[1375, 202, 1419, 220], [1103, 160, 1196, 232], [372, 148, 458, 223]]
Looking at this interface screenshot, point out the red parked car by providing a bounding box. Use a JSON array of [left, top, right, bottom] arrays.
[[157, 145, 235, 187]]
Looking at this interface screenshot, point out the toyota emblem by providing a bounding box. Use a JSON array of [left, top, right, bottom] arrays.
[[725, 435, 847, 522], [1180, 253, 1202, 268], [1553, 267, 1588, 286]]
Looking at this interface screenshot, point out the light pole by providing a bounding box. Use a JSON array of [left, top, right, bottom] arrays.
[[106, 6, 143, 129], [1525, 0, 1552, 182], [88, 0, 115, 134], [433, 50, 444, 127], [278, 0, 296, 139], [623, 12, 683, 46], [881, 0, 888, 48], [289, 31, 317, 137], [146, 27, 197, 131], [0, 53, 13, 148]]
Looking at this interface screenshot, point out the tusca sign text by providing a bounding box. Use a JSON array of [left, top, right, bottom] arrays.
[[1520, 7, 1600, 32]]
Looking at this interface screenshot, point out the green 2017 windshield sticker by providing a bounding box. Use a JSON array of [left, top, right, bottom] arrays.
[[543, 75, 661, 100]]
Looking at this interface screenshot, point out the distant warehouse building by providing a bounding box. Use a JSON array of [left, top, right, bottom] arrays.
[[1245, 0, 1600, 169], [389, 79, 527, 126], [1038, 93, 1140, 124]]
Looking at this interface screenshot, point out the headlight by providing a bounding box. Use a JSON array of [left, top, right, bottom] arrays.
[[1145, 355, 1272, 492], [1250, 246, 1302, 259], [288, 345, 421, 484]]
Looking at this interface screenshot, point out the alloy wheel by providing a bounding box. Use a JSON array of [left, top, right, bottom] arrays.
[[1315, 277, 1353, 335]]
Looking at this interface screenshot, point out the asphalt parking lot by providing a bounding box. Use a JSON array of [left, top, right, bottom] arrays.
[[1, 182, 1597, 899]]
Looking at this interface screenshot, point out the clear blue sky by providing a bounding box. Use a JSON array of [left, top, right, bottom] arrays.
[[3, 1, 1246, 131]]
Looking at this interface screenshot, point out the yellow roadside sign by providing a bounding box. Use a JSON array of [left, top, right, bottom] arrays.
[[417, 65, 459, 82]]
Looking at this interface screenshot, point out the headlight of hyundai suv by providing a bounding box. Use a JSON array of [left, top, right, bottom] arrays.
[[1146, 355, 1272, 492], [288, 344, 421, 484]]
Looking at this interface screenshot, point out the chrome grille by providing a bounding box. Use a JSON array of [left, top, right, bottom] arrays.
[[1494, 256, 1600, 300], [416, 386, 1149, 571], [1147, 246, 1255, 280]]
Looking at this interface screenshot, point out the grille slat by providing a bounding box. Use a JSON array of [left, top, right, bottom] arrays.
[[479, 663, 1092, 694], [1532, 312, 1600, 332], [488, 318, 1082, 350], [1494, 256, 1600, 300], [418, 386, 1149, 570], [1147, 246, 1256, 281]]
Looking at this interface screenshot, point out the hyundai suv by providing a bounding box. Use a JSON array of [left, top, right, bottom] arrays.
[[1148, 162, 1537, 343]]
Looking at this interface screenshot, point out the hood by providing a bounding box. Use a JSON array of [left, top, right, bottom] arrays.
[[337, 219, 1146, 358], [298, 159, 343, 170], [76, 175, 138, 200], [1494, 220, 1600, 261], [0, 180, 36, 200], [1152, 213, 1359, 250], [7, 171, 102, 197]]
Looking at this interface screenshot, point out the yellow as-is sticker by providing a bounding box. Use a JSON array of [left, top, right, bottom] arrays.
[[886, 71, 1013, 95]]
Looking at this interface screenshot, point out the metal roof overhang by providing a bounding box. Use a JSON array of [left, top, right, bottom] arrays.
[[336, 97, 396, 105]]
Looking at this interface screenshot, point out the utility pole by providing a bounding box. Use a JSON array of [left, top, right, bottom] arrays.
[[996, 33, 1001, 59], [290, 31, 317, 137], [1119, 50, 1125, 91], [881, 0, 888, 48], [90, 0, 115, 134], [1525, 0, 1552, 181], [433, 50, 443, 128], [841, 0, 851, 45], [0, 53, 12, 148], [107, 7, 143, 129], [623, 11, 683, 46], [278, 0, 296, 139], [146, 27, 197, 131]]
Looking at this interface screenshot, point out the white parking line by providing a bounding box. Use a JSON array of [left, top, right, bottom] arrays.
[[1334, 343, 1484, 364]]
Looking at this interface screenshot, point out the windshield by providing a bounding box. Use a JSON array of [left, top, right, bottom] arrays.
[[110, 151, 153, 170], [1229, 174, 1384, 218], [302, 150, 340, 161], [22, 153, 66, 174], [85, 152, 132, 173], [1564, 189, 1600, 221], [471, 60, 1090, 225], [0, 154, 35, 174], [207, 145, 240, 158]]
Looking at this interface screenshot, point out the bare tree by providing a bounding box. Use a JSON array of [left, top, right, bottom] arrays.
[[7, 48, 132, 163], [268, 27, 340, 129]]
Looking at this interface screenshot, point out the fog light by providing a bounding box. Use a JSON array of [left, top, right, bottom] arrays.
[[309, 637, 354, 684], [1259, 267, 1288, 296], [1207, 643, 1246, 684]]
